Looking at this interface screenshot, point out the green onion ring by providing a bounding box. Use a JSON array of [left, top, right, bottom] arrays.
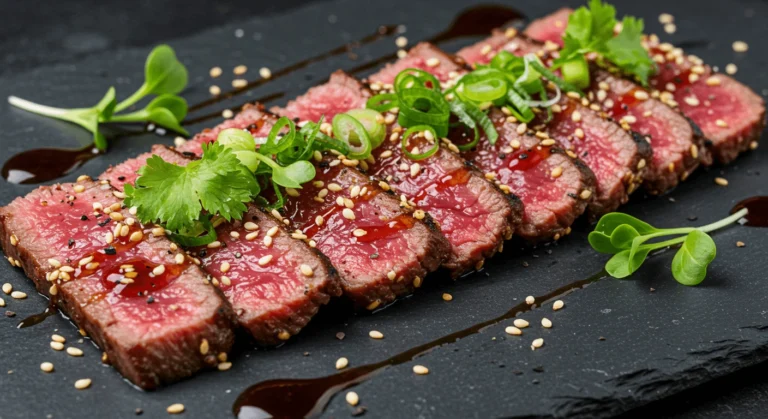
[[401, 125, 440, 160], [332, 113, 372, 159], [366, 93, 399, 112]]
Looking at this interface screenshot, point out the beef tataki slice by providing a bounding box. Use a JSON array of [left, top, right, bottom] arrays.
[[458, 37, 650, 216], [0, 179, 236, 389], [526, 8, 765, 164], [102, 146, 341, 345], [274, 70, 521, 277], [379, 43, 594, 240]]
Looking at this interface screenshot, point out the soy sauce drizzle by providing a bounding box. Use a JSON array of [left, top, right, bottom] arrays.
[[17, 304, 57, 329], [234, 269, 605, 419], [731, 196, 768, 227], [2, 144, 100, 185]]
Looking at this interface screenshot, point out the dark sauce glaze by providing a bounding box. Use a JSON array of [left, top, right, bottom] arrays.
[[731, 196, 768, 227], [17, 305, 57, 329], [234, 269, 606, 419], [2, 144, 101, 185]]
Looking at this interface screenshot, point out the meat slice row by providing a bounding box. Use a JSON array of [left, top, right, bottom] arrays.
[[369, 42, 597, 239], [172, 105, 450, 309], [0, 178, 236, 389], [274, 71, 522, 276], [102, 145, 342, 345], [456, 38, 652, 216], [525, 7, 765, 165]]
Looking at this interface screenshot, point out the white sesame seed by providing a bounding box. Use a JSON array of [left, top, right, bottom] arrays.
[[442, 293, 453, 302], [663, 23, 676, 34], [551, 166, 563, 178], [209, 85, 221, 96], [634, 90, 649, 100], [353, 229, 367, 237], [505, 326, 522, 336], [220, 261, 231, 273], [73, 184, 85, 193], [553, 300, 565, 311], [387, 271, 396, 281], [714, 177, 728, 186], [531, 338, 544, 350], [315, 215, 324, 226], [0, 298, 4, 307], [571, 111, 582, 122], [51, 341, 65, 351], [152, 265, 166, 276], [659, 13, 674, 24], [11, 291, 27, 299], [244, 221, 259, 231], [67, 347, 84, 357], [300, 264, 314, 277], [426, 57, 440, 67], [109, 212, 124, 221], [369, 330, 384, 339], [726, 63, 738, 75], [167, 403, 185, 414], [259, 67, 272, 79], [413, 365, 429, 375], [258, 255, 273, 266], [175, 253, 185, 264], [51, 334, 66, 343], [410, 163, 421, 177], [234, 64, 248, 75], [207, 241, 222, 248], [267, 226, 279, 237], [2, 283, 11, 294], [218, 362, 232, 371], [74, 378, 92, 390], [342, 208, 355, 220], [210, 66, 222, 78], [513, 319, 529, 328], [346, 391, 360, 406], [516, 123, 527, 135], [395, 36, 408, 48], [732, 41, 748, 52], [541, 318, 553, 328], [715, 119, 728, 128], [232, 79, 248, 88], [152, 227, 165, 236], [245, 232, 258, 241], [525, 296, 535, 305], [40, 362, 54, 373], [684, 96, 700, 107], [129, 231, 144, 242], [222, 109, 234, 119], [336, 357, 349, 370]]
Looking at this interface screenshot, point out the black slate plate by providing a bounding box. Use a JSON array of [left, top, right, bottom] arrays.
[[0, 0, 766, 418]]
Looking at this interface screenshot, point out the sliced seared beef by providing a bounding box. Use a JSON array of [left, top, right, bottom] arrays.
[[102, 146, 341, 345], [176, 103, 275, 156], [0, 178, 236, 389], [526, 8, 765, 164], [274, 71, 521, 277], [377, 43, 594, 239], [172, 105, 448, 308], [458, 38, 650, 216]]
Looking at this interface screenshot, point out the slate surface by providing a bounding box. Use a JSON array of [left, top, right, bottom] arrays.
[[0, 0, 766, 418]]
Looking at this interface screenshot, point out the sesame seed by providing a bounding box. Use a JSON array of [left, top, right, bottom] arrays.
[[442, 293, 453, 302], [220, 276, 231, 286], [259, 67, 272, 79], [220, 262, 230, 273], [633, 90, 649, 100], [571, 111, 582, 122], [167, 403, 185, 414], [574, 128, 585, 139], [11, 291, 26, 299], [40, 362, 54, 373], [513, 319, 529, 328], [714, 177, 728, 186], [395, 36, 408, 48], [67, 347, 84, 357], [553, 300, 565, 311], [218, 362, 232, 371], [129, 231, 144, 242], [210, 67, 222, 78], [244, 221, 258, 231], [516, 123, 527, 135], [209, 85, 221, 96], [525, 296, 535, 305], [342, 208, 355, 220], [737, 241, 746, 248], [278, 331, 291, 341], [541, 318, 553, 328], [637, 159, 647, 170], [175, 253, 185, 264], [413, 209, 426, 220], [659, 13, 674, 24], [684, 96, 700, 106], [369, 330, 384, 339], [346, 391, 360, 406], [732, 41, 748, 52], [245, 232, 258, 241], [327, 183, 342, 192], [387, 270, 396, 281], [73, 184, 85, 193], [50, 341, 64, 351], [10, 234, 18, 246], [353, 229, 367, 237], [336, 357, 349, 370], [300, 264, 314, 277], [232, 79, 248, 88], [109, 212, 124, 221], [663, 23, 676, 34], [0, 298, 4, 307], [51, 334, 66, 343], [551, 166, 563, 178], [716, 119, 728, 128], [234, 64, 248, 75], [2, 283, 11, 294], [222, 109, 234, 119], [258, 255, 273, 266], [531, 338, 544, 350], [413, 365, 429, 375], [207, 241, 222, 248], [505, 326, 522, 336], [410, 163, 421, 177], [480, 44, 492, 55], [726, 63, 738, 75], [74, 378, 92, 390], [153, 265, 166, 276], [541, 139, 556, 146], [706, 76, 721, 86]]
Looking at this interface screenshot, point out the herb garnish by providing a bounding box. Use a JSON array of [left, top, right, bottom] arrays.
[[589, 208, 749, 285], [554, 0, 655, 87], [7, 45, 189, 151]]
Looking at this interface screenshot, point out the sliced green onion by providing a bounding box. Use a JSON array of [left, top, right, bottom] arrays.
[[560, 55, 590, 90], [455, 125, 480, 151], [455, 68, 509, 102], [396, 87, 451, 137], [401, 125, 440, 160], [332, 113, 372, 159], [460, 102, 498, 145], [505, 87, 535, 123], [366, 93, 398, 112], [526, 55, 583, 94], [261, 117, 296, 155], [394, 68, 442, 92], [345, 108, 386, 148]]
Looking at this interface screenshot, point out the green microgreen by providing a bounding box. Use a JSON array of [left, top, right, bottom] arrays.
[[589, 208, 749, 285]]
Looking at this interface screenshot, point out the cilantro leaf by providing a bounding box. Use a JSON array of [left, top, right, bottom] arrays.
[[125, 142, 259, 233], [605, 17, 655, 85]]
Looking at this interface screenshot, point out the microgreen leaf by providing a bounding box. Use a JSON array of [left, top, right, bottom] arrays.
[[671, 230, 716, 286], [593, 212, 657, 236], [115, 45, 188, 112], [609, 224, 640, 250], [587, 231, 622, 254]]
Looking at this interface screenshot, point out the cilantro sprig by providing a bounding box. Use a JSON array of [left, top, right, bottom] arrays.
[[7, 45, 189, 151], [553, 0, 655, 87], [589, 208, 748, 285]]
